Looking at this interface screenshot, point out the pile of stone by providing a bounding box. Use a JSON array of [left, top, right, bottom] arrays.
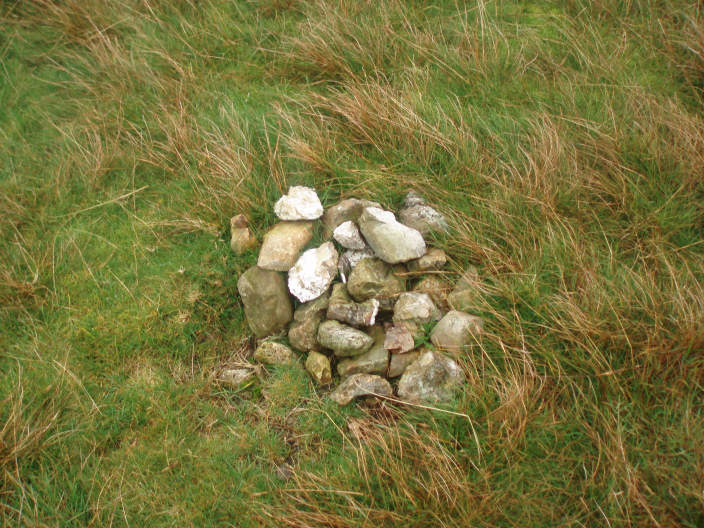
[[233, 186, 483, 406]]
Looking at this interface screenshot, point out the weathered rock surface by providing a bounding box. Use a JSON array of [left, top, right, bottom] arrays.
[[288, 293, 329, 352], [322, 198, 381, 238], [258, 222, 313, 271], [327, 283, 379, 327], [430, 310, 483, 352], [274, 186, 323, 220], [337, 249, 374, 283], [237, 267, 293, 338], [317, 320, 374, 357], [346, 258, 405, 310], [218, 368, 254, 388], [407, 248, 447, 272], [333, 221, 367, 250], [383, 324, 415, 354], [253, 341, 296, 365], [358, 207, 426, 264], [392, 292, 442, 325], [337, 326, 389, 377], [388, 350, 421, 378], [305, 351, 332, 385], [398, 192, 448, 236], [330, 373, 392, 405], [398, 350, 464, 403], [230, 214, 258, 254], [288, 242, 339, 303], [413, 276, 451, 312]]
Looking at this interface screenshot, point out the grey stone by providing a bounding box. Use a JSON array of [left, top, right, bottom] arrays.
[[333, 221, 367, 250], [430, 310, 483, 353], [398, 204, 448, 237], [407, 248, 447, 272], [346, 258, 406, 310], [413, 276, 451, 312], [337, 326, 389, 377], [397, 350, 464, 403], [218, 368, 254, 388], [388, 350, 421, 378], [358, 207, 426, 264], [317, 320, 374, 357], [337, 249, 374, 283], [237, 267, 293, 338], [329, 373, 392, 405], [383, 324, 416, 354], [392, 292, 441, 325], [305, 350, 332, 385], [230, 214, 257, 254], [258, 221, 313, 271], [327, 283, 379, 327], [288, 293, 329, 352], [253, 341, 296, 365], [274, 186, 323, 220], [287, 242, 339, 302], [322, 198, 381, 238]]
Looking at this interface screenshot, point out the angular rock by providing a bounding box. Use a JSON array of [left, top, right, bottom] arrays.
[[322, 198, 381, 238], [346, 258, 405, 310], [288, 242, 338, 303], [253, 341, 296, 365], [230, 214, 258, 255], [258, 221, 313, 271], [337, 326, 389, 377], [384, 324, 415, 354], [305, 350, 332, 385], [407, 248, 447, 272], [333, 221, 367, 250], [398, 350, 464, 403], [317, 320, 374, 357], [413, 276, 452, 312], [327, 283, 379, 327], [274, 186, 323, 220], [358, 207, 426, 264], [218, 368, 254, 388], [388, 350, 421, 378], [329, 373, 392, 405], [237, 267, 293, 338], [392, 292, 442, 325], [337, 249, 374, 283], [430, 310, 483, 352], [288, 293, 329, 352], [398, 201, 448, 237]]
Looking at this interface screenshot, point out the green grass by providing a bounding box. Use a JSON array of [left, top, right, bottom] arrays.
[[2, 0, 704, 526]]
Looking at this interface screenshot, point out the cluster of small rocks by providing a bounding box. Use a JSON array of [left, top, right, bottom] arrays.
[[231, 186, 483, 406]]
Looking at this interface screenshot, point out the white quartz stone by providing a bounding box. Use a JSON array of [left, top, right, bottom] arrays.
[[288, 242, 339, 302], [333, 221, 367, 250], [274, 186, 324, 220]]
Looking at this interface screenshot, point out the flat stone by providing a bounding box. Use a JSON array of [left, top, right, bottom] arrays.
[[237, 267, 293, 338], [430, 310, 483, 353], [230, 215, 257, 255], [288, 242, 339, 302], [384, 324, 415, 354], [322, 198, 381, 238], [329, 373, 392, 405], [392, 292, 441, 325], [333, 221, 367, 250], [253, 342, 296, 365], [337, 326, 389, 377], [288, 293, 329, 352], [218, 368, 254, 388], [358, 207, 426, 264], [317, 320, 374, 357], [413, 276, 451, 312], [346, 258, 406, 310], [388, 350, 421, 378], [407, 248, 447, 272], [305, 350, 332, 385], [274, 186, 323, 220], [327, 283, 379, 327], [397, 350, 464, 403], [398, 204, 448, 236], [337, 249, 374, 283], [258, 222, 313, 271]]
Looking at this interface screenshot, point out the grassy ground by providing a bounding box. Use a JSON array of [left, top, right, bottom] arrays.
[[2, 0, 704, 526]]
